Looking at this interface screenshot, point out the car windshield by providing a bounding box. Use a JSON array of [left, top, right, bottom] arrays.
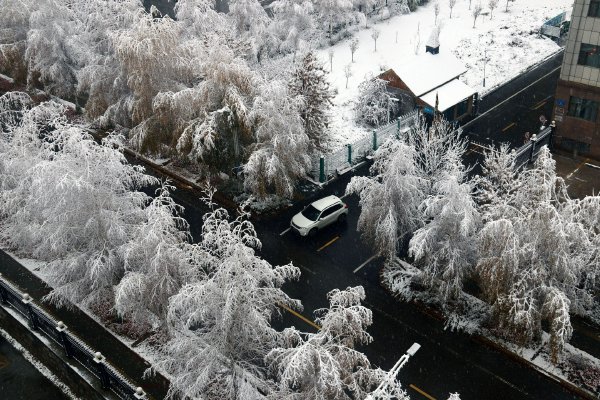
[[301, 205, 321, 221]]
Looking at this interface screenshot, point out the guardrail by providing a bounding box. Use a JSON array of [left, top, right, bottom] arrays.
[[311, 110, 419, 183], [0, 273, 148, 400]]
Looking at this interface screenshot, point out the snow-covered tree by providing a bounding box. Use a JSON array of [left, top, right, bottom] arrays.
[[346, 140, 424, 259], [505, 0, 515, 12], [315, 0, 353, 40], [344, 64, 353, 89], [350, 38, 360, 62], [409, 173, 481, 302], [0, 0, 32, 84], [448, 0, 457, 18], [175, 47, 259, 170], [289, 51, 333, 151], [114, 182, 192, 331], [24, 0, 81, 99], [371, 29, 380, 52], [229, 0, 269, 36], [160, 194, 301, 399], [476, 147, 599, 361], [267, 0, 315, 59], [434, 1, 440, 25], [244, 82, 311, 198], [0, 99, 155, 309], [355, 76, 397, 127], [405, 118, 467, 197], [488, 0, 499, 19], [267, 286, 399, 399], [472, 3, 483, 28]]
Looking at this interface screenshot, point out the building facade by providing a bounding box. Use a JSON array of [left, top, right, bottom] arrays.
[[554, 0, 600, 158]]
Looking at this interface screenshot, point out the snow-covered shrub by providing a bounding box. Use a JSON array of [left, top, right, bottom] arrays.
[[354, 75, 397, 127]]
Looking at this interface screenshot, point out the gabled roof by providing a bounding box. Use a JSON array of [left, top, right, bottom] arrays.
[[419, 79, 476, 112], [393, 52, 467, 97]]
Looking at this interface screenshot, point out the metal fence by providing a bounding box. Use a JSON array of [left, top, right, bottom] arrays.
[[311, 110, 419, 183], [0, 274, 148, 400], [513, 125, 554, 170]]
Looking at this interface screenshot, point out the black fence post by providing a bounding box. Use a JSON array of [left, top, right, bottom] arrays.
[[0, 275, 8, 305], [529, 133, 538, 163], [93, 352, 111, 390], [56, 321, 72, 358], [21, 293, 38, 330]]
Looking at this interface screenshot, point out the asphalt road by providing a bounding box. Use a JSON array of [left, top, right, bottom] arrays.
[[250, 171, 581, 400]]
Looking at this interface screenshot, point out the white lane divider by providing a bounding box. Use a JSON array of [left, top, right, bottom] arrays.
[[353, 255, 377, 274], [280, 228, 291, 236]]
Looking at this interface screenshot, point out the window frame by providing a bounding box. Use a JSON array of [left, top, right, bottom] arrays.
[[578, 43, 600, 68], [567, 96, 599, 122]]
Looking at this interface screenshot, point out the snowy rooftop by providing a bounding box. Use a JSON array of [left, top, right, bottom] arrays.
[[419, 79, 476, 112], [393, 52, 467, 97]]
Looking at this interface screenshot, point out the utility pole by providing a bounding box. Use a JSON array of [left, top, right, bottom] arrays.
[[365, 343, 421, 400]]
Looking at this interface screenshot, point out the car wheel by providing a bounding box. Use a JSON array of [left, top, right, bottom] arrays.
[[337, 213, 347, 224], [308, 228, 318, 237]]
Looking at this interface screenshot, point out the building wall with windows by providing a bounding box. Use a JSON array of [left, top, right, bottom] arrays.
[[554, 0, 600, 159]]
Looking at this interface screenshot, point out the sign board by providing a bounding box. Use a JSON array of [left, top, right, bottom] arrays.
[[423, 106, 434, 115], [556, 98, 566, 107]]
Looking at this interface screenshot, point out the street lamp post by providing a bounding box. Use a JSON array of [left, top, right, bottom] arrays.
[[365, 343, 421, 400]]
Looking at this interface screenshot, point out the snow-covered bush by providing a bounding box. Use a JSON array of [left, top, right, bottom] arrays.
[[354, 75, 397, 127], [0, 97, 156, 308]]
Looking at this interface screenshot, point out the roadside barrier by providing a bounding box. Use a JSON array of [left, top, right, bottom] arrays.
[[0, 273, 148, 400]]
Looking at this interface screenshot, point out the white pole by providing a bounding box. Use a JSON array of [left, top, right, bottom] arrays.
[[365, 343, 421, 400]]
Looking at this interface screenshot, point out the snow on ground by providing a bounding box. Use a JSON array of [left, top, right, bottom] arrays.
[[318, 0, 571, 147]]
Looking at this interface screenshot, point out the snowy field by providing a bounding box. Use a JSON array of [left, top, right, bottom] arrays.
[[320, 0, 572, 146]]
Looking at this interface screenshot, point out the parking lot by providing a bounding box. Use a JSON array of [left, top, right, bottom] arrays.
[[554, 152, 600, 199]]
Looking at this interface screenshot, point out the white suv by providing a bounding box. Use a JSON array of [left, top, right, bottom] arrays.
[[290, 195, 348, 237]]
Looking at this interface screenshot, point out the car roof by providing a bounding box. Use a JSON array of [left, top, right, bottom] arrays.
[[311, 195, 342, 211]]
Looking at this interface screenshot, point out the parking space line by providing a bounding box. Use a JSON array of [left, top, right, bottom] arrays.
[[317, 236, 340, 252], [280, 227, 291, 236], [409, 384, 437, 400], [353, 255, 377, 273], [339, 193, 349, 199], [502, 122, 516, 132], [278, 303, 321, 331]]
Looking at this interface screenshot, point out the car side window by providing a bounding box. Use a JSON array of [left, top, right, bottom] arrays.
[[321, 203, 342, 218]]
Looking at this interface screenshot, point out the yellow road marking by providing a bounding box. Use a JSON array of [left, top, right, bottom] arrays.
[[566, 158, 590, 180], [278, 303, 321, 331], [317, 236, 340, 252], [531, 100, 547, 110], [409, 384, 437, 400], [502, 122, 516, 132]]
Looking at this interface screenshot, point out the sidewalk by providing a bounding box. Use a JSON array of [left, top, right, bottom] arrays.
[[0, 250, 170, 400]]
